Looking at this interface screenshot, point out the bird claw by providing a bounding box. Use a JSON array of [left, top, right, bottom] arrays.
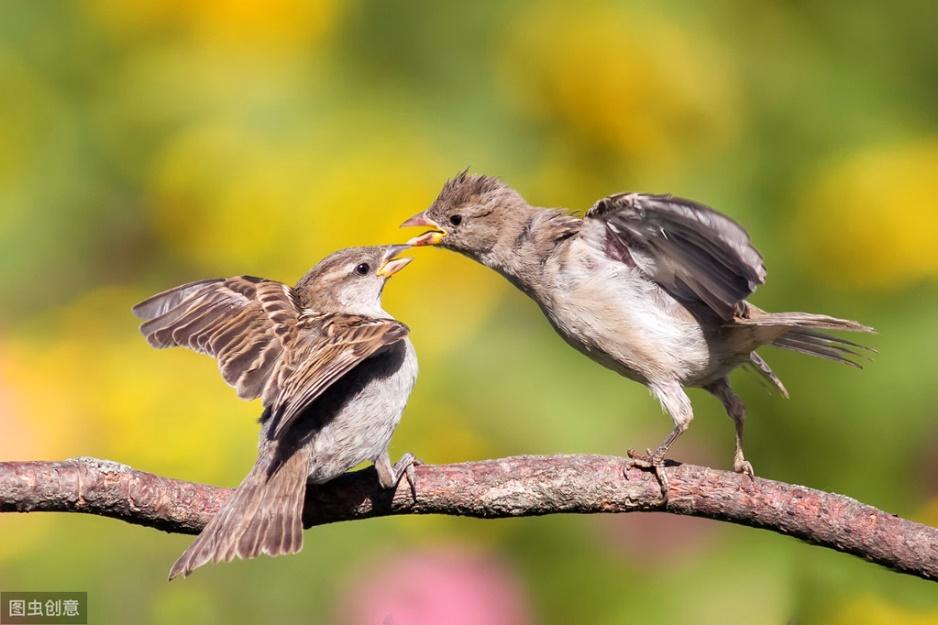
[[393, 453, 420, 501], [625, 448, 670, 500], [733, 456, 754, 479]]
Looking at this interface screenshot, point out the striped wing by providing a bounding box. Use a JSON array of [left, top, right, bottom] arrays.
[[135, 280, 408, 439], [587, 193, 766, 320], [266, 314, 409, 439], [133, 276, 300, 403]]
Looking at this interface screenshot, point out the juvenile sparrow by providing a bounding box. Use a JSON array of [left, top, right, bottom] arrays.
[[402, 171, 872, 494], [134, 245, 418, 579]]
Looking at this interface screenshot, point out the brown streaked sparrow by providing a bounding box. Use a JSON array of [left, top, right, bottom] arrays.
[[403, 171, 873, 495], [134, 245, 419, 578]]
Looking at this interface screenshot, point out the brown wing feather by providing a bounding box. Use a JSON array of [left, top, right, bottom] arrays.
[[136, 281, 408, 439], [267, 314, 409, 439], [587, 193, 766, 320], [133, 277, 296, 400]]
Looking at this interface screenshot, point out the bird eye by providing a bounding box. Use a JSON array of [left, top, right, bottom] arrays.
[[449, 214, 463, 226], [354, 263, 370, 276]]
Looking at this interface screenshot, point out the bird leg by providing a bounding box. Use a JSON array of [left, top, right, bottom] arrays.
[[625, 381, 693, 499], [626, 428, 684, 497], [705, 379, 754, 477], [375, 450, 419, 500]]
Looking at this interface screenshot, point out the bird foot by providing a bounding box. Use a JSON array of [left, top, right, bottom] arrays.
[[625, 447, 670, 499], [733, 456, 754, 479], [392, 453, 421, 501]]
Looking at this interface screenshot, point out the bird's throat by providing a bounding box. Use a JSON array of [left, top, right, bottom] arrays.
[[477, 207, 572, 300]]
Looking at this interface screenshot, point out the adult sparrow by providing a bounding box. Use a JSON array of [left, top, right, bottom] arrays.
[[402, 171, 872, 494], [134, 245, 418, 578]]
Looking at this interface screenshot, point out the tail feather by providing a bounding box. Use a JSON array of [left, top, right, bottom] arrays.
[[774, 333, 864, 367], [738, 310, 875, 369], [740, 311, 874, 333], [784, 329, 874, 352], [747, 352, 789, 398], [168, 445, 311, 580]]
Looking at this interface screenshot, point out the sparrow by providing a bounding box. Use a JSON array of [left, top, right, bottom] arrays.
[[133, 245, 419, 579], [402, 170, 873, 495]]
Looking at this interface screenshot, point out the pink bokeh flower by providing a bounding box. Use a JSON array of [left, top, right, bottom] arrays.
[[334, 546, 533, 625]]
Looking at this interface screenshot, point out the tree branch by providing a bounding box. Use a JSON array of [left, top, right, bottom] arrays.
[[1, 455, 935, 581]]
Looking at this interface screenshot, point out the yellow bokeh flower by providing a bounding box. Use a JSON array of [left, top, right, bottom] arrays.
[[147, 123, 509, 359], [149, 123, 298, 272], [500, 2, 741, 166], [3, 288, 258, 481], [82, 0, 339, 53], [795, 141, 938, 291]]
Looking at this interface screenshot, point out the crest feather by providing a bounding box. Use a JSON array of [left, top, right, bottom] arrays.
[[433, 168, 505, 210]]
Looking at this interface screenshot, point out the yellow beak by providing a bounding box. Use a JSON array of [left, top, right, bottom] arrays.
[[377, 246, 413, 278], [400, 211, 446, 246]]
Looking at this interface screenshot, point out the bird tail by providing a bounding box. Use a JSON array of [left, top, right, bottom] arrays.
[[738, 311, 875, 368], [746, 352, 789, 398], [168, 444, 311, 580]]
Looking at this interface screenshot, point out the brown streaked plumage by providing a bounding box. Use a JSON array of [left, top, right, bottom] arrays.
[[403, 171, 874, 496], [134, 245, 419, 579]]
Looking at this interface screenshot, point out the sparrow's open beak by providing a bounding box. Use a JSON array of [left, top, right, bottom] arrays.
[[400, 211, 446, 246], [377, 245, 413, 278]]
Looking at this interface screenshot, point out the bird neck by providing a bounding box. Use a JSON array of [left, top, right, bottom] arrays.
[[298, 289, 388, 318], [475, 204, 579, 299]]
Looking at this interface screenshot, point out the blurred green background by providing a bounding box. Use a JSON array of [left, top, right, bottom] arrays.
[[1, 0, 937, 623]]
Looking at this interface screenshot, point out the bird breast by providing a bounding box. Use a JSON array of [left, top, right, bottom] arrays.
[[543, 234, 714, 384], [301, 339, 418, 484]]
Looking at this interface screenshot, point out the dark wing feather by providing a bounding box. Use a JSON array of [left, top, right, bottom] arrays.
[[267, 314, 409, 439], [133, 277, 298, 401], [133, 278, 225, 320], [587, 193, 766, 320]]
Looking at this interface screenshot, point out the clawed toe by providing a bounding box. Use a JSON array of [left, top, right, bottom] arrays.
[[625, 448, 670, 499], [393, 453, 420, 501], [734, 458, 754, 479], [626, 448, 654, 465]]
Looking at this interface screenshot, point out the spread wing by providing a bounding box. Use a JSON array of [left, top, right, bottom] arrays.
[[133, 276, 300, 402], [134, 280, 409, 440], [587, 193, 766, 320], [266, 314, 409, 439]]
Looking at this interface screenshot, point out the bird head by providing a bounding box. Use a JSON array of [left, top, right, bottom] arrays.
[[296, 245, 412, 313], [401, 169, 521, 259]]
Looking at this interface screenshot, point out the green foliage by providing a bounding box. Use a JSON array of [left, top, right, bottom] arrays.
[[1, 1, 936, 623]]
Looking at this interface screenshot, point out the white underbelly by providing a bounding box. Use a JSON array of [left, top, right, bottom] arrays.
[[306, 341, 417, 483], [545, 257, 711, 383]]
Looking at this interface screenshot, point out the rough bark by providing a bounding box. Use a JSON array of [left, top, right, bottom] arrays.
[[1, 455, 935, 581]]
